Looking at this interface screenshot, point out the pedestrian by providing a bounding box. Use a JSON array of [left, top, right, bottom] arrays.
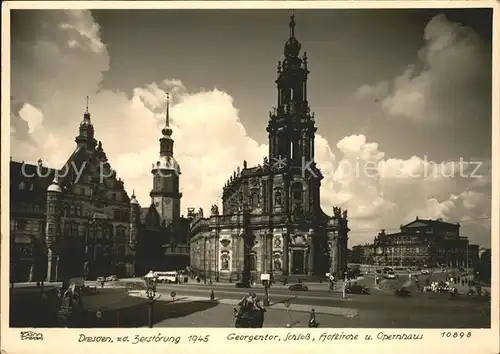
[[308, 309, 318, 328], [254, 297, 265, 328]]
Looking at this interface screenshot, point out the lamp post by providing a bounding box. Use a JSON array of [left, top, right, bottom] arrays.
[[241, 199, 253, 287], [145, 275, 161, 328], [203, 237, 207, 284], [465, 243, 469, 276], [208, 239, 212, 284], [215, 214, 220, 282]]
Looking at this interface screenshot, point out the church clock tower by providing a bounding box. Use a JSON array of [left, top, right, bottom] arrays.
[[150, 93, 182, 226]]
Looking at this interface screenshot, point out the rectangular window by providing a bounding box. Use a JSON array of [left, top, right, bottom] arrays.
[[17, 220, 27, 230]]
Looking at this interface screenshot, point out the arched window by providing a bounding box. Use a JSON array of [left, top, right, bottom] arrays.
[[274, 190, 282, 207], [291, 182, 302, 204], [251, 192, 259, 209]]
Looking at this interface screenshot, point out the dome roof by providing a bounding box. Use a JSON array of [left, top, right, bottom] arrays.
[[130, 195, 139, 205], [151, 155, 181, 174], [161, 125, 173, 136], [284, 37, 301, 57]]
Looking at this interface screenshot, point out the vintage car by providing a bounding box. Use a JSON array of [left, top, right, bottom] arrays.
[[235, 282, 252, 288], [288, 283, 308, 291], [394, 288, 412, 297], [345, 283, 371, 295]]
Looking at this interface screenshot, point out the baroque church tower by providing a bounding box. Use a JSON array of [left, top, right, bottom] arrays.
[[267, 12, 321, 219], [150, 94, 182, 227]]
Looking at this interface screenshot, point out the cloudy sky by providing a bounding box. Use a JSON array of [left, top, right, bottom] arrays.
[[10, 8, 493, 247]]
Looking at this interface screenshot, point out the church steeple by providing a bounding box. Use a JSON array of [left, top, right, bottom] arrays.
[[75, 96, 97, 151], [160, 93, 174, 157], [150, 92, 182, 227]]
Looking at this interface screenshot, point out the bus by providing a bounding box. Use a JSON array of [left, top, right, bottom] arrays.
[[154, 271, 178, 283]]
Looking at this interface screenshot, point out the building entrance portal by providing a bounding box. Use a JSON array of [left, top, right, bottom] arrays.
[[291, 249, 305, 274]]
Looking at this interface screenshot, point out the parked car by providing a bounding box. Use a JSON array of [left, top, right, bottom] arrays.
[[106, 275, 118, 281], [235, 282, 251, 288], [96, 276, 105, 282], [289, 283, 308, 291], [346, 283, 371, 295], [394, 288, 412, 297], [420, 269, 430, 275], [384, 271, 396, 279]]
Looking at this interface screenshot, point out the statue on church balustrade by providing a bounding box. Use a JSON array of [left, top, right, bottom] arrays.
[[333, 206, 342, 218], [342, 209, 348, 220]]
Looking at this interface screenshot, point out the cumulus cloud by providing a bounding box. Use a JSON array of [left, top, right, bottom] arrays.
[[357, 14, 491, 125], [10, 11, 492, 248]]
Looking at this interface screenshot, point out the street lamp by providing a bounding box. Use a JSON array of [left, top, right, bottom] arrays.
[[241, 200, 254, 287], [208, 239, 212, 284], [203, 237, 207, 284], [144, 275, 161, 328], [215, 214, 220, 282]]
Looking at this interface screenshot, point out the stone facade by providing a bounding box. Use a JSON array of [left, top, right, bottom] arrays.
[[189, 14, 349, 281], [367, 218, 480, 268], [10, 107, 136, 282]]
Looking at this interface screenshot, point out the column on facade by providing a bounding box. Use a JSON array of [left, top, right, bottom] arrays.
[[46, 247, 53, 282], [238, 232, 245, 277], [282, 229, 289, 275], [266, 233, 273, 273], [231, 234, 237, 272], [260, 233, 266, 273], [329, 231, 338, 276], [303, 177, 310, 215], [307, 230, 314, 275]]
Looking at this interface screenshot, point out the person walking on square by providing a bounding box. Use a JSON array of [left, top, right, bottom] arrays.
[[253, 296, 266, 328], [308, 309, 319, 328]]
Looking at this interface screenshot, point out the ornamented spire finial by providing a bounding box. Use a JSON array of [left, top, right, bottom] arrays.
[[166, 93, 170, 127], [83, 95, 91, 121], [161, 93, 173, 137]]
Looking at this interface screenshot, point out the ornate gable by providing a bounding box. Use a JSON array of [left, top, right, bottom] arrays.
[[60, 141, 130, 203]]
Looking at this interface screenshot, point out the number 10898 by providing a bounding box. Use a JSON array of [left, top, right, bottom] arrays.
[[440, 332, 472, 339]]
